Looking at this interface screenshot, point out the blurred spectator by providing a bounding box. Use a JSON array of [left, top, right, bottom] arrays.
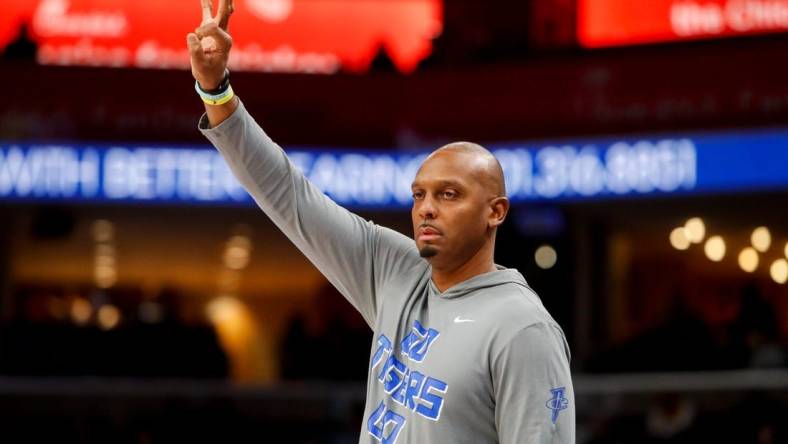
[[729, 283, 786, 369], [588, 283, 787, 373], [281, 283, 371, 381], [588, 293, 721, 372], [0, 286, 228, 378]]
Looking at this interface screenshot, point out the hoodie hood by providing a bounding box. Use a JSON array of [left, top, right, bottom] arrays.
[[428, 264, 529, 299]]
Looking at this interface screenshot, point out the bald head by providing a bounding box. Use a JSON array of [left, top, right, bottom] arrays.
[[426, 141, 506, 198], [411, 141, 510, 268]]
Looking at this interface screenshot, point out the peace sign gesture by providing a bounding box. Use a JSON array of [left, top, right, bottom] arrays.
[[187, 0, 235, 91]]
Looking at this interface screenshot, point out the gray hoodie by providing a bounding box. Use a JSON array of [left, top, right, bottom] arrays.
[[200, 100, 575, 444]]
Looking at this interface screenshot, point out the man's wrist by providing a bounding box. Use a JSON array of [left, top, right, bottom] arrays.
[[195, 81, 235, 106], [197, 69, 230, 95]]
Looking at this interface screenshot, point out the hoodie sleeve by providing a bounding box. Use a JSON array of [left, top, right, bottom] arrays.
[[493, 322, 575, 444], [198, 101, 421, 327]]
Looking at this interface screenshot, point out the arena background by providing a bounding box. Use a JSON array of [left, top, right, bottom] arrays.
[[1, 0, 787, 442]]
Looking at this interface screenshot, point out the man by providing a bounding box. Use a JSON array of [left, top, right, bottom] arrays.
[[188, 1, 575, 442]]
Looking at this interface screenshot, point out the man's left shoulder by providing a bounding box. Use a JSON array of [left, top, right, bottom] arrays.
[[484, 285, 571, 362], [481, 282, 555, 328]]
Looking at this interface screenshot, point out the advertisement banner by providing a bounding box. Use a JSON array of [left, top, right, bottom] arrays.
[[578, 0, 788, 47], [0, 0, 443, 73], [2, 128, 788, 208]]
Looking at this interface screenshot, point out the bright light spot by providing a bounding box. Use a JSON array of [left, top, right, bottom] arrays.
[[93, 238, 117, 289], [683, 217, 705, 244], [227, 235, 251, 251], [97, 304, 121, 330], [94, 265, 117, 289], [223, 235, 252, 270], [95, 244, 115, 257], [95, 255, 115, 268], [70, 297, 92, 325], [206, 295, 245, 325], [534, 244, 557, 269], [669, 227, 690, 250], [704, 236, 726, 262], [737, 247, 759, 273], [751, 226, 771, 252], [91, 219, 114, 242], [138, 301, 164, 324], [224, 246, 250, 270], [770, 259, 788, 284], [204, 294, 259, 381], [784, 242, 788, 259]]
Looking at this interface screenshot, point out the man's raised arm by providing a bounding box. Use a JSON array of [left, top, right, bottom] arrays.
[[187, 0, 238, 127], [186, 0, 422, 326]]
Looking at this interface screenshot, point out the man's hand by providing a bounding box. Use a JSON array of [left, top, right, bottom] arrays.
[[188, 0, 238, 126], [188, 0, 234, 90]]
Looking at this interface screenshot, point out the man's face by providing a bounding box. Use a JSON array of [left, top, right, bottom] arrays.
[[410, 150, 494, 269]]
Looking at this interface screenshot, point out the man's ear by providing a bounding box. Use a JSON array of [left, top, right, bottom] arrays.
[[488, 197, 510, 229]]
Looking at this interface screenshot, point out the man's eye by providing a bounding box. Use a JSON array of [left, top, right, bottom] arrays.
[[441, 190, 458, 199], [412, 191, 424, 199]]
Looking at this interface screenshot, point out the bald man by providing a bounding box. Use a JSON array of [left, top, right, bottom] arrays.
[[189, 1, 574, 442]]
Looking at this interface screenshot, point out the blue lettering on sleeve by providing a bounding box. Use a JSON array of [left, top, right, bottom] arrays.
[[415, 377, 448, 421], [546, 387, 569, 424]]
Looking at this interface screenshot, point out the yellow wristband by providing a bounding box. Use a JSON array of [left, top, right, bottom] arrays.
[[200, 84, 235, 106]]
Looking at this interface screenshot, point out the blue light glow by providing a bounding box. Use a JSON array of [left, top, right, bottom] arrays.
[[1, 128, 786, 208]]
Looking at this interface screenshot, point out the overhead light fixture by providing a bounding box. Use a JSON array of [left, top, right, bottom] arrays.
[[70, 297, 92, 326], [534, 244, 557, 269], [704, 236, 726, 262], [751, 226, 771, 252], [770, 259, 788, 284], [737, 247, 759, 273], [670, 227, 690, 250], [684, 217, 705, 244], [97, 304, 121, 330]]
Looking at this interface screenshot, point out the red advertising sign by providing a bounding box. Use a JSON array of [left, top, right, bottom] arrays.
[[0, 0, 443, 74], [578, 0, 788, 47]]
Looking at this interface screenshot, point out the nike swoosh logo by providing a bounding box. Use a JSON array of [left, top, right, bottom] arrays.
[[453, 316, 475, 323]]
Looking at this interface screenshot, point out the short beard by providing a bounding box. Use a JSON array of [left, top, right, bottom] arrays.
[[419, 245, 438, 258]]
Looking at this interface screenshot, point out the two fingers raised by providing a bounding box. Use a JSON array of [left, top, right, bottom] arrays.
[[200, 0, 234, 30]]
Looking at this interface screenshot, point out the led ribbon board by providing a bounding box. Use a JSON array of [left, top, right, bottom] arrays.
[[2, 128, 788, 208], [0, 0, 443, 73], [578, 0, 788, 48]]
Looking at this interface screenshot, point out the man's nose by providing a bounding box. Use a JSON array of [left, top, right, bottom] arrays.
[[418, 195, 438, 220]]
